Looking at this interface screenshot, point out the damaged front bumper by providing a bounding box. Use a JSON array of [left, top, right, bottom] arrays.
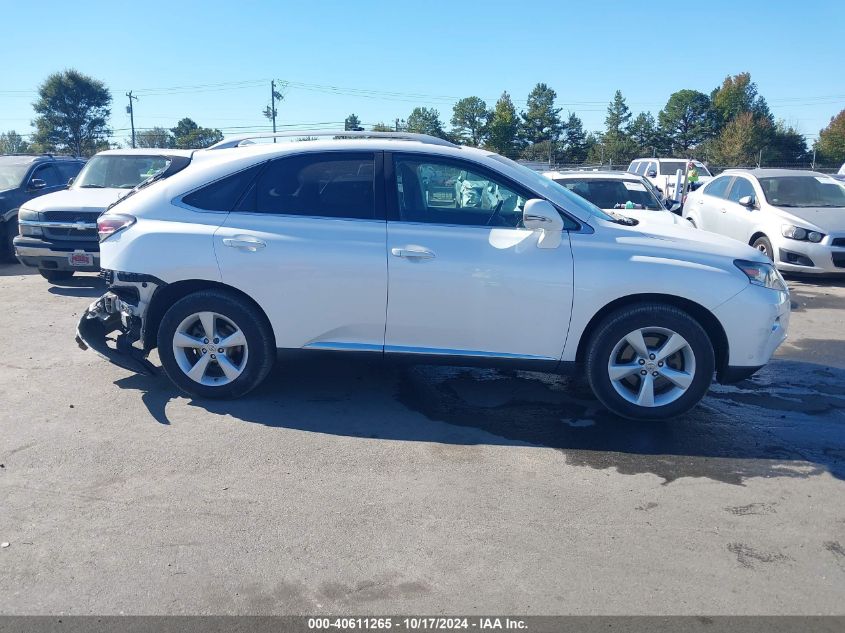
[[75, 271, 161, 375]]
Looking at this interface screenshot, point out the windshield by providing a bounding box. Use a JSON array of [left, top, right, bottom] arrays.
[[759, 175, 845, 208], [0, 157, 32, 191], [555, 178, 663, 211], [657, 160, 710, 177], [74, 155, 171, 189], [486, 155, 617, 222]]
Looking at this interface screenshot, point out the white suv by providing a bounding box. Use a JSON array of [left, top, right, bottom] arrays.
[[77, 132, 789, 420]]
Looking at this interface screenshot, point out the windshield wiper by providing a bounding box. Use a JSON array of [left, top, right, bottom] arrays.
[[79, 184, 105, 188]]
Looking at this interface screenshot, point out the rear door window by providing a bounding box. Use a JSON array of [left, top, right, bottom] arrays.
[[703, 176, 732, 199]]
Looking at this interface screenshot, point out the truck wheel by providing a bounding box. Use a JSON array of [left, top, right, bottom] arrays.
[[39, 269, 74, 282], [585, 304, 715, 420], [157, 289, 275, 399]]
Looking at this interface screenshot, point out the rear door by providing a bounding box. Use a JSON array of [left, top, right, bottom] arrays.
[[214, 151, 388, 352], [383, 152, 574, 361], [693, 175, 733, 232]]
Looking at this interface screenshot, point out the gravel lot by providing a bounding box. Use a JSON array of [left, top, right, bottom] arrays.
[[0, 262, 843, 615]]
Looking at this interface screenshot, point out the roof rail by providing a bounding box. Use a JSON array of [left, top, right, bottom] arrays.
[[207, 130, 459, 150]]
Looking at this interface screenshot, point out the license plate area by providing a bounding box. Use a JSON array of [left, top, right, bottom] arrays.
[[68, 251, 94, 267]]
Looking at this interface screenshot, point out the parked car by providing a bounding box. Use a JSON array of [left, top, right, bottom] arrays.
[[14, 149, 192, 282], [0, 154, 85, 260], [683, 169, 845, 275], [543, 170, 684, 226], [627, 158, 713, 199], [77, 131, 789, 421]]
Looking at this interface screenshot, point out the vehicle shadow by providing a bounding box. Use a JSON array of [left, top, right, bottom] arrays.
[[114, 356, 845, 486], [0, 261, 37, 276], [46, 274, 105, 297]]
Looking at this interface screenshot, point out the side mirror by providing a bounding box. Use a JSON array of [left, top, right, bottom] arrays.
[[667, 200, 682, 213], [29, 178, 47, 190], [67, 177, 75, 186], [647, 170, 657, 178], [738, 195, 756, 208], [523, 199, 564, 249]]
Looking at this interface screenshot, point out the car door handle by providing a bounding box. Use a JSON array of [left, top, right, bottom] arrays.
[[222, 236, 266, 251], [391, 247, 435, 260]]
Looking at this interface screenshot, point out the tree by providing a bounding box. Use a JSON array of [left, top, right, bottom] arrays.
[[628, 112, 664, 156], [710, 112, 769, 166], [815, 109, 845, 165], [0, 130, 30, 154], [658, 89, 717, 153], [344, 113, 363, 131], [31, 69, 111, 156], [767, 122, 808, 165], [450, 97, 490, 146], [601, 90, 637, 164], [485, 92, 521, 158], [406, 107, 445, 138], [133, 127, 173, 149], [521, 83, 563, 149], [170, 118, 223, 149], [371, 122, 394, 132], [711, 72, 772, 129], [559, 113, 588, 164]]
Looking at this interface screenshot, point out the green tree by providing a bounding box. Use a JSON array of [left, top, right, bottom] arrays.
[[766, 122, 808, 165], [31, 69, 111, 156], [170, 118, 223, 149], [711, 72, 772, 129], [815, 109, 845, 165], [133, 127, 173, 149], [406, 107, 445, 138], [521, 83, 562, 148], [371, 122, 394, 132], [710, 112, 769, 166], [559, 113, 588, 164], [450, 97, 490, 146], [658, 89, 717, 153], [344, 113, 363, 131], [601, 90, 637, 164], [628, 112, 664, 156], [0, 130, 30, 154], [485, 91, 521, 158]]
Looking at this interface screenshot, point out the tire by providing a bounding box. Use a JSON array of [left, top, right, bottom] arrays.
[[39, 269, 74, 282], [2, 220, 16, 262], [157, 289, 275, 399], [752, 235, 774, 261], [585, 303, 715, 420], [686, 217, 697, 228]]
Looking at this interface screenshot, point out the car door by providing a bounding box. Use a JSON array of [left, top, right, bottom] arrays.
[[214, 151, 388, 352], [693, 175, 733, 233], [721, 176, 758, 242], [384, 152, 574, 362], [26, 163, 65, 201]]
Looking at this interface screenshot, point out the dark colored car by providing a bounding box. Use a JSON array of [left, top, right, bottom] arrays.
[[0, 155, 86, 260]]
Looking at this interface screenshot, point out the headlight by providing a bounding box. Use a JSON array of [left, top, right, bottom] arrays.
[[782, 224, 824, 242], [734, 259, 788, 291], [17, 208, 42, 237]]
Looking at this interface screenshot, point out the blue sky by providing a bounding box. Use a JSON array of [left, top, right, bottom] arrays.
[[1, 0, 843, 146]]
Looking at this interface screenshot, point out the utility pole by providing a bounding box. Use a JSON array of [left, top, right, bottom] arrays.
[[812, 149, 816, 170], [126, 91, 138, 148], [270, 80, 278, 142], [395, 118, 400, 132]]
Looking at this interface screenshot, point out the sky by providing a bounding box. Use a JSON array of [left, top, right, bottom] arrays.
[[1, 0, 843, 147]]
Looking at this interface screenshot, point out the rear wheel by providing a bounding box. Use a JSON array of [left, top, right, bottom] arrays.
[[39, 269, 74, 282], [585, 304, 715, 420], [157, 290, 275, 399], [752, 235, 774, 261]]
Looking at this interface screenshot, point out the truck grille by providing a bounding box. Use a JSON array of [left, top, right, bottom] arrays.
[[41, 211, 99, 241]]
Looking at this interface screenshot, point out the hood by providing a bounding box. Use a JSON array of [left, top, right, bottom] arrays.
[[773, 205, 845, 233], [603, 208, 681, 227], [20, 188, 129, 213], [604, 218, 766, 263]]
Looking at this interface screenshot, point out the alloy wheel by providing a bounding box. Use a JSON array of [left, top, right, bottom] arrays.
[[172, 311, 249, 386]]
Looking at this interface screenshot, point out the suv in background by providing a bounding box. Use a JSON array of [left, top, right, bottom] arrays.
[[14, 149, 192, 282], [77, 131, 789, 421], [0, 154, 85, 260], [627, 158, 712, 200]]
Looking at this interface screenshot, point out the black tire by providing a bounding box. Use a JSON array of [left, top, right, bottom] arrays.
[[585, 303, 715, 420], [2, 220, 16, 262], [157, 289, 275, 399], [686, 217, 697, 228], [39, 269, 74, 282], [752, 235, 774, 261]]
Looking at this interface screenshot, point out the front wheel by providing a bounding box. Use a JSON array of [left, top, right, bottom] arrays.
[[157, 290, 275, 399], [752, 235, 774, 261], [585, 304, 715, 420]]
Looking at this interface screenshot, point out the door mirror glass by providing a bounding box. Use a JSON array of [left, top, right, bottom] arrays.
[[523, 199, 564, 249], [29, 178, 46, 190], [738, 195, 756, 208]]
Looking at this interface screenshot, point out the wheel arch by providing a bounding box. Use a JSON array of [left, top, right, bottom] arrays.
[[749, 231, 769, 247], [143, 279, 275, 351], [574, 293, 729, 376]]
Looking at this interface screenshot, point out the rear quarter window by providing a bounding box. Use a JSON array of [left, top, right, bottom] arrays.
[[182, 164, 263, 211]]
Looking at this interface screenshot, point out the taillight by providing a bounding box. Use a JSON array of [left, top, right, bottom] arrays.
[[97, 213, 136, 241]]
